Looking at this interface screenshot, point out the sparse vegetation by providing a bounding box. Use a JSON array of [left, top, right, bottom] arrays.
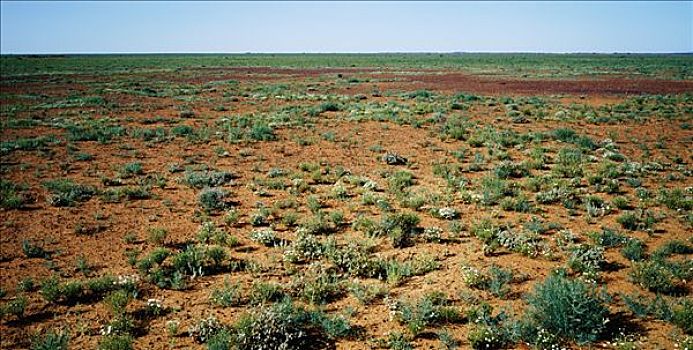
[[1, 53, 690, 349]]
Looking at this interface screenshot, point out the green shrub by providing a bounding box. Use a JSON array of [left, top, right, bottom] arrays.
[[40, 276, 62, 303], [1, 135, 59, 153], [622, 293, 672, 320], [465, 303, 518, 350], [291, 264, 343, 305], [379, 212, 421, 248], [30, 330, 69, 350], [120, 162, 144, 178], [210, 278, 241, 307], [22, 239, 49, 258], [672, 299, 693, 334], [172, 245, 206, 277], [390, 292, 463, 336], [327, 243, 384, 278], [0, 180, 32, 209], [621, 239, 646, 261], [1, 295, 27, 319], [552, 128, 577, 143], [653, 240, 693, 259], [233, 299, 352, 349], [617, 210, 659, 232], [657, 188, 692, 211], [283, 234, 326, 263], [612, 196, 631, 210], [249, 282, 285, 305], [250, 228, 279, 247], [249, 123, 276, 141], [43, 179, 96, 207], [524, 274, 609, 344], [182, 170, 235, 189], [494, 161, 530, 179], [347, 282, 388, 305], [462, 265, 515, 298], [567, 244, 605, 275], [148, 227, 167, 245], [630, 260, 681, 294], [588, 228, 627, 248], [98, 335, 133, 350], [388, 171, 415, 194], [199, 187, 231, 212]]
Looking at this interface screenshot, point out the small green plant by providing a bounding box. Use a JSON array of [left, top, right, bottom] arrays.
[[630, 260, 681, 294], [249, 282, 285, 305], [379, 212, 421, 248], [621, 239, 647, 261], [249, 122, 276, 141], [232, 299, 353, 349], [120, 162, 144, 178], [1, 295, 28, 319], [148, 227, 168, 245], [223, 208, 241, 226], [250, 228, 279, 247], [388, 170, 415, 194], [182, 170, 235, 189], [198, 187, 231, 212], [0, 180, 32, 209], [567, 244, 605, 276], [672, 299, 693, 335], [43, 179, 96, 207], [588, 228, 627, 248], [22, 239, 49, 258], [617, 210, 659, 232], [389, 291, 462, 336], [210, 278, 241, 307], [30, 329, 69, 350], [98, 335, 133, 350]]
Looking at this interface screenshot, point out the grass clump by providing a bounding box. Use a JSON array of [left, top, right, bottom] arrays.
[[30, 329, 69, 350], [588, 228, 627, 248], [182, 170, 235, 189], [389, 292, 463, 337], [0, 180, 33, 209], [198, 187, 232, 212], [621, 238, 647, 262], [378, 212, 421, 248], [388, 170, 415, 194], [249, 122, 277, 141], [630, 260, 683, 294], [1, 295, 28, 319], [22, 239, 49, 259], [461, 265, 515, 298], [98, 335, 133, 350], [43, 179, 96, 207]]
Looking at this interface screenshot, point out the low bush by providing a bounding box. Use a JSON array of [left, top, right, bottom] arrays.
[[0, 180, 33, 209], [389, 292, 463, 336], [43, 179, 96, 207], [630, 260, 682, 294], [621, 239, 646, 261], [30, 329, 69, 350], [524, 274, 609, 344], [182, 170, 235, 189], [199, 187, 231, 212], [233, 299, 353, 349]]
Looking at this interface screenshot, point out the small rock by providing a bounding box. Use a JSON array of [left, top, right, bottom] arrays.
[[383, 153, 407, 165]]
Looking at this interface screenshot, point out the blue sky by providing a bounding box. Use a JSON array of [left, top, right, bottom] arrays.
[[1, 1, 691, 53]]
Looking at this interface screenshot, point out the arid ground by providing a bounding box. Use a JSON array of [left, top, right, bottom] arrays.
[[1, 54, 691, 349]]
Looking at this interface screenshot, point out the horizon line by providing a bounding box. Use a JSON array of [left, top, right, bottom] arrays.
[[3, 51, 693, 56]]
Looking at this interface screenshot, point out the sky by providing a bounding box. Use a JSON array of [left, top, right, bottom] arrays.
[[1, 1, 691, 54]]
